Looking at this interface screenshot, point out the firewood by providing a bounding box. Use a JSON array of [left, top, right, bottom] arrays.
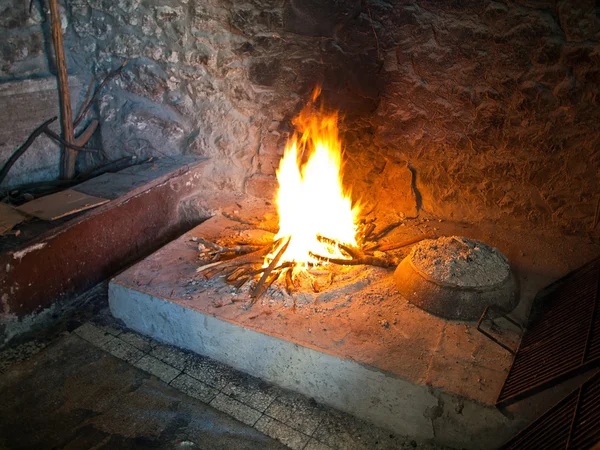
[[251, 236, 290, 300], [196, 245, 270, 274], [284, 268, 294, 295], [357, 222, 376, 245], [193, 237, 263, 261], [309, 251, 397, 268]]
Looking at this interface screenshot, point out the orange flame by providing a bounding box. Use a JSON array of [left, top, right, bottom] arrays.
[[268, 87, 360, 269]]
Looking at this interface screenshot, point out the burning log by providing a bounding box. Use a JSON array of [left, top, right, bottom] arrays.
[[308, 250, 397, 268], [356, 221, 376, 246], [191, 89, 437, 304], [284, 268, 294, 295], [251, 236, 291, 300], [193, 228, 432, 304]]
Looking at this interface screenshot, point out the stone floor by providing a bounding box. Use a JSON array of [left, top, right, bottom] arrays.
[[0, 332, 286, 450], [0, 305, 443, 450]]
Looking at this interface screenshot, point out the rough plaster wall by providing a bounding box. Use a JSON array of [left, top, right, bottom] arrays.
[[368, 0, 600, 235], [0, 0, 598, 235]]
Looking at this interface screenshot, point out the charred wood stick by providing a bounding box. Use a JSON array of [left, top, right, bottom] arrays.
[[196, 245, 270, 274], [205, 260, 255, 279], [251, 236, 290, 300], [194, 237, 262, 257], [194, 237, 222, 251], [358, 222, 376, 244], [232, 275, 250, 289], [376, 234, 435, 252], [49, 0, 77, 179], [315, 235, 351, 255], [312, 278, 322, 293], [226, 266, 250, 282], [316, 235, 338, 247], [309, 251, 397, 268], [196, 260, 228, 275], [285, 268, 294, 295], [338, 243, 362, 260], [257, 270, 282, 299], [316, 235, 355, 259], [227, 262, 294, 288], [74, 60, 129, 127], [245, 261, 293, 278], [0, 117, 57, 186], [203, 266, 231, 279]]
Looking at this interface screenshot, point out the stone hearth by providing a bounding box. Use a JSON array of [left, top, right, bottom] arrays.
[[108, 197, 599, 449]]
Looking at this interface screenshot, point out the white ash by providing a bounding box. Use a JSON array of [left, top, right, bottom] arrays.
[[410, 236, 510, 288], [191, 259, 387, 310]]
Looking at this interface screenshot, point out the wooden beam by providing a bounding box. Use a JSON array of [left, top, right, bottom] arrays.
[[48, 0, 77, 179]]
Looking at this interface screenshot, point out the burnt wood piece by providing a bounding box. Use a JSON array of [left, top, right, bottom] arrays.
[[501, 369, 600, 449], [0, 117, 57, 186], [497, 257, 600, 408], [251, 236, 290, 300], [48, 0, 77, 179]]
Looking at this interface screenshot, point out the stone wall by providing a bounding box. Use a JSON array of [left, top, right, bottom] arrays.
[[0, 0, 598, 235], [366, 0, 600, 235]]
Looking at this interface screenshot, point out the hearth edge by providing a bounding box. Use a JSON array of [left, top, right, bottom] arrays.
[[109, 279, 525, 449]]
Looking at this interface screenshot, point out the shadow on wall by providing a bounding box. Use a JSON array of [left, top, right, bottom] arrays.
[[277, 0, 600, 237]]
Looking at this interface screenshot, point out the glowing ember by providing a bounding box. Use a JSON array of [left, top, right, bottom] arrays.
[[267, 87, 360, 269]]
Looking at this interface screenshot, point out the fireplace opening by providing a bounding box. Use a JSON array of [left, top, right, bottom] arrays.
[[1, 0, 599, 449]]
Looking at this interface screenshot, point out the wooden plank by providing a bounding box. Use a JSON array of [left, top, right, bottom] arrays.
[[0, 203, 27, 234], [17, 189, 109, 221], [73, 172, 150, 200]]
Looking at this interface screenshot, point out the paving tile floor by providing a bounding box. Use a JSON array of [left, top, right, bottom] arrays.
[[0, 306, 444, 450], [0, 331, 286, 450]]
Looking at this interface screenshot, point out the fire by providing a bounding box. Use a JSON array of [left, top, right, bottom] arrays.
[[269, 87, 360, 269]]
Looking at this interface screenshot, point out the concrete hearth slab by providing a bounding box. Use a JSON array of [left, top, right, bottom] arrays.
[[0, 157, 210, 346], [109, 215, 539, 448]]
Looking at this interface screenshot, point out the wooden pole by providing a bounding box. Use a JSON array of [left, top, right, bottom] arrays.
[[48, 0, 77, 179]]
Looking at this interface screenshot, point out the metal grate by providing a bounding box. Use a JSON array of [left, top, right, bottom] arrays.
[[502, 370, 600, 449], [497, 257, 600, 408]]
